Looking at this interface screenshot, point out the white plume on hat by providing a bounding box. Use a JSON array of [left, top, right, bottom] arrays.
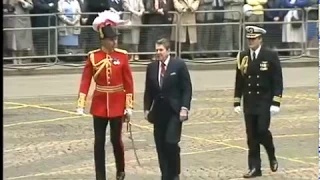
[[92, 10, 130, 32]]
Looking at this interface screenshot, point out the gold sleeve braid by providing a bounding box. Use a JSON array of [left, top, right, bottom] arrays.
[[273, 96, 282, 103], [234, 97, 241, 103], [77, 93, 86, 108], [126, 93, 133, 109]]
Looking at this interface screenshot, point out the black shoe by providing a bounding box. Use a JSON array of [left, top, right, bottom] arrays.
[[270, 159, 278, 172], [172, 176, 180, 180], [116, 172, 125, 180], [243, 168, 262, 178]]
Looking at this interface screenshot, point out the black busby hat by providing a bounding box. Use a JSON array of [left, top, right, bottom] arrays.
[[99, 25, 120, 39]]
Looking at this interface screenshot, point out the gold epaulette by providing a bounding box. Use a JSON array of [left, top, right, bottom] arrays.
[[88, 49, 100, 55], [273, 96, 282, 103], [234, 97, 241, 103], [114, 48, 128, 54]]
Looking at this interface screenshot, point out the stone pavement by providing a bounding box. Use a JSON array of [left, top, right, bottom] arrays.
[[3, 68, 318, 180]]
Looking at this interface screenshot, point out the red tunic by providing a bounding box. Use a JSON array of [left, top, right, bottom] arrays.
[[77, 48, 134, 118]]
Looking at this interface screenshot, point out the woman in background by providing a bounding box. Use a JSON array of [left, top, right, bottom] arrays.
[[57, 0, 82, 61], [3, 0, 34, 64]]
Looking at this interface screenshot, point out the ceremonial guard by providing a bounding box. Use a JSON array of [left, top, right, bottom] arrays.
[[76, 11, 134, 180], [233, 26, 283, 178]]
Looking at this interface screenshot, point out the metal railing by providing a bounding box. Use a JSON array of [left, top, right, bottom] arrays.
[[3, 8, 318, 70]]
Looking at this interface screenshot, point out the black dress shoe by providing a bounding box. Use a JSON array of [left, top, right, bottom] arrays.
[[116, 172, 125, 180], [172, 176, 180, 180], [243, 168, 262, 178], [270, 159, 278, 172]]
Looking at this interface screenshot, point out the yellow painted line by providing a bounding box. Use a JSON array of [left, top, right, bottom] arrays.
[[184, 115, 317, 126], [215, 133, 317, 142], [3, 116, 89, 128], [181, 135, 317, 166], [292, 156, 318, 160], [3, 105, 28, 110], [4, 95, 316, 108], [6, 146, 231, 179], [130, 123, 317, 166], [184, 120, 239, 125]]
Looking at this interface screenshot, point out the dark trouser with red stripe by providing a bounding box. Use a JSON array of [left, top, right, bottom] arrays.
[[93, 116, 124, 180]]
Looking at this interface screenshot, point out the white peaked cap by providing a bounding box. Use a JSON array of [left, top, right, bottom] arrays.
[[245, 26, 267, 38]]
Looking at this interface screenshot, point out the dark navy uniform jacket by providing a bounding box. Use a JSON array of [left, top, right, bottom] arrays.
[[233, 45, 283, 115]]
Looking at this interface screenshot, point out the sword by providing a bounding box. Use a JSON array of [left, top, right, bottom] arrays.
[[125, 114, 141, 166]]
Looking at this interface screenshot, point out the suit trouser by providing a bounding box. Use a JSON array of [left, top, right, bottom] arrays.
[[153, 105, 182, 180], [93, 116, 125, 180], [244, 112, 276, 170]]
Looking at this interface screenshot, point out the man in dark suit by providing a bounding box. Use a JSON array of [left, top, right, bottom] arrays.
[[143, 38, 192, 180], [233, 25, 283, 178]]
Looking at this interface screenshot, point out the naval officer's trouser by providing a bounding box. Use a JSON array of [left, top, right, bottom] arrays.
[[244, 112, 276, 170]]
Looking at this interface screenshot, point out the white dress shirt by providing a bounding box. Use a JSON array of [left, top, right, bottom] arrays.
[[250, 45, 261, 60], [158, 55, 170, 86]]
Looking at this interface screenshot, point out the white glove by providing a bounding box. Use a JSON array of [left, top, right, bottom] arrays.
[[144, 110, 149, 120], [76, 108, 85, 115], [234, 106, 242, 114], [270, 105, 280, 115], [124, 108, 133, 117]]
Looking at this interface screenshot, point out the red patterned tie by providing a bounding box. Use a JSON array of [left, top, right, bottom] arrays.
[[160, 62, 166, 87]]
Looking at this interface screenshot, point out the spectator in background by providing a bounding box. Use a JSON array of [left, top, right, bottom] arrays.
[[211, 0, 225, 57], [86, 0, 109, 25], [281, 0, 308, 56], [263, 0, 284, 51], [3, 0, 34, 64], [84, 0, 109, 52], [142, 0, 173, 60], [57, 0, 82, 61], [244, 0, 267, 26], [172, 0, 200, 59], [305, 0, 318, 56], [109, 0, 125, 46], [196, 0, 214, 58], [31, 0, 58, 62], [223, 0, 243, 57], [122, 0, 145, 61]]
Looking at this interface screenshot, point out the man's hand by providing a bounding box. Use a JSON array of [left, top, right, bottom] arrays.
[[234, 106, 242, 114], [270, 105, 280, 115], [179, 107, 189, 122], [137, 11, 144, 17], [76, 108, 85, 115], [81, 18, 88, 24]]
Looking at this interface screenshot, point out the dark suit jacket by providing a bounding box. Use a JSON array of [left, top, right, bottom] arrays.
[[143, 57, 192, 122], [233, 45, 283, 115]]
